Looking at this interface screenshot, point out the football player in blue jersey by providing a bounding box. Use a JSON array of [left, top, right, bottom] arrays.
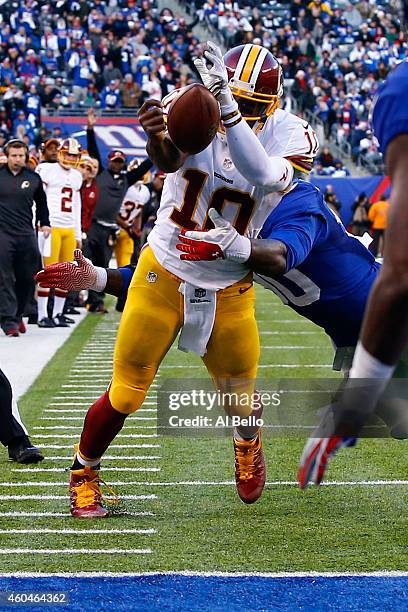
[[297, 1, 408, 487], [37, 179, 380, 357]]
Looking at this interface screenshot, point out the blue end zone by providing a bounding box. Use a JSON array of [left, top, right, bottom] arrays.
[[0, 576, 407, 611]]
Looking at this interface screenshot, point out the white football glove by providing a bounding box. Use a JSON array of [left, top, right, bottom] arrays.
[[176, 208, 251, 263], [194, 41, 238, 117]]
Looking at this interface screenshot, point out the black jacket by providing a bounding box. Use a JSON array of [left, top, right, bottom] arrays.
[[0, 165, 50, 235]]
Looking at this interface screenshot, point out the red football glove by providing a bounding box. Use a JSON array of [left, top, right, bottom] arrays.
[[35, 249, 98, 291], [176, 208, 251, 263], [177, 232, 224, 261]]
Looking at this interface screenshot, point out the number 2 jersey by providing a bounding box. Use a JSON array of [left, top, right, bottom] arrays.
[[148, 107, 319, 290], [257, 180, 380, 347], [36, 163, 82, 240]]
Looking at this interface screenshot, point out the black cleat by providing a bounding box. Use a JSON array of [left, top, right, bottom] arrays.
[[38, 317, 56, 328], [58, 313, 75, 324], [53, 314, 70, 327], [64, 307, 80, 315], [8, 437, 44, 464], [27, 314, 38, 324]]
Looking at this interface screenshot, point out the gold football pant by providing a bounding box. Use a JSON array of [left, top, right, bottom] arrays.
[[109, 246, 260, 416], [43, 227, 76, 265], [114, 230, 134, 268]]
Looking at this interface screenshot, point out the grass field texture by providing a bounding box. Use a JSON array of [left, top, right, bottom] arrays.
[[2, 287, 408, 575]]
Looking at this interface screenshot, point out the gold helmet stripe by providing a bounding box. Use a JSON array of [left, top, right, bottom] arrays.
[[234, 44, 253, 81], [239, 45, 263, 83]]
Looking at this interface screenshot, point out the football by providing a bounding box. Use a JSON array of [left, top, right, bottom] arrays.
[[167, 83, 220, 155]]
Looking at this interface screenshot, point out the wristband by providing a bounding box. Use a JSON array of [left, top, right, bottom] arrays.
[[89, 267, 107, 292]]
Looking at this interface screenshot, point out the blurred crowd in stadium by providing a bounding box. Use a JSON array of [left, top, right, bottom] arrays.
[[0, 0, 405, 174]]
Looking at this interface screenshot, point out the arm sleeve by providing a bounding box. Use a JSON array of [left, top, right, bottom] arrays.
[[118, 265, 135, 302], [372, 63, 408, 153], [225, 119, 293, 192], [368, 205, 376, 223], [34, 177, 50, 227], [126, 158, 154, 187], [86, 128, 103, 171], [262, 212, 323, 271]]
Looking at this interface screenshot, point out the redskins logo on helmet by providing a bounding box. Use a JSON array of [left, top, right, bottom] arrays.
[[224, 44, 283, 122], [58, 138, 82, 169]]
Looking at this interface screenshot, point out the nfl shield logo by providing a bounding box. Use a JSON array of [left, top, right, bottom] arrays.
[[146, 271, 158, 283], [194, 288, 206, 298]]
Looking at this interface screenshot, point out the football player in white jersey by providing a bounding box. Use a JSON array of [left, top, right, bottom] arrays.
[[36, 138, 82, 328], [114, 165, 151, 267], [65, 42, 319, 518]]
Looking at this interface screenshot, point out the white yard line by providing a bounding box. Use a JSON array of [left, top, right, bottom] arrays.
[[38, 444, 161, 449], [13, 467, 161, 473], [260, 331, 322, 335], [0, 494, 157, 500], [1, 570, 408, 578], [13, 458, 161, 464], [32, 434, 158, 439], [0, 529, 156, 534], [61, 385, 109, 389], [0, 512, 154, 518], [47, 400, 157, 406], [39, 416, 157, 421], [0, 549, 152, 555], [261, 346, 327, 349], [43, 409, 156, 413], [258, 364, 332, 368], [257, 320, 314, 324], [0, 478, 402, 488], [32, 425, 157, 430], [71, 369, 114, 373], [7, 478, 408, 487], [1, 482, 160, 487]]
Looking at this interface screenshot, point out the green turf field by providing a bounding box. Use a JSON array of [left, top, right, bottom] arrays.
[[3, 287, 408, 574]]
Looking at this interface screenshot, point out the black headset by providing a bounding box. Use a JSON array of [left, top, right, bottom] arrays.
[[4, 139, 29, 162], [4, 139, 29, 154]]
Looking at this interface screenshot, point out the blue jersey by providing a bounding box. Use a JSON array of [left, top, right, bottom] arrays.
[[117, 181, 380, 348], [372, 60, 408, 153], [257, 180, 380, 347]]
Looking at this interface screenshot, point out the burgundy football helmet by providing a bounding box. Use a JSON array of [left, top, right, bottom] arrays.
[[224, 44, 283, 122], [58, 138, 82, 169]]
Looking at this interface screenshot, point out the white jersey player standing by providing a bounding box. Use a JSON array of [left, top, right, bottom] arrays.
[[114, 177, 151, 267], [36, 138, 82, 328]]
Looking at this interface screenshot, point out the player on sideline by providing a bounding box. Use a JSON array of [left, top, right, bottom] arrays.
[[39, 42, 319, 517], [36, 138, 83, 328], [114, 162, 151, 268], [298, 2, 408, 488]]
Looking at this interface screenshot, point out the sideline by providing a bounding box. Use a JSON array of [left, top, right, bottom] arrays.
[[0, 313, 87, 400]]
